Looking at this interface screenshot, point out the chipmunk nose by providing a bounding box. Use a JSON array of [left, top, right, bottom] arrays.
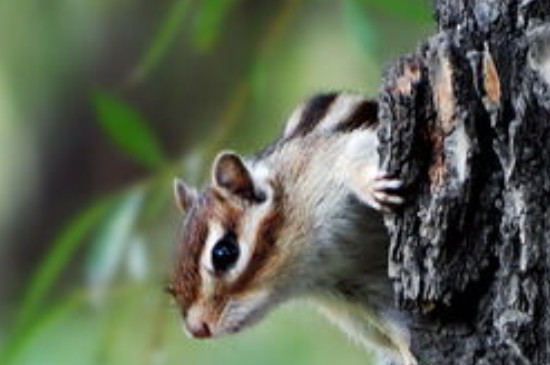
[[183, 305, 213, 339], [189, 321, 211, 339]]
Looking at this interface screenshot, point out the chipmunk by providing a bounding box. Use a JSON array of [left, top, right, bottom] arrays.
[[167, 92, 417, 365]]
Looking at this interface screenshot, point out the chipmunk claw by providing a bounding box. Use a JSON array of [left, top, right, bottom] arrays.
[[350, 168, 406, 212], [368, 174, 406, 212]]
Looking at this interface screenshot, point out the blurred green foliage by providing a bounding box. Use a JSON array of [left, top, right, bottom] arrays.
[[135, 0, 193, 80], [192, 0, 240, 52], [0, 0, 433, 364], [92, 92, 166, 169]]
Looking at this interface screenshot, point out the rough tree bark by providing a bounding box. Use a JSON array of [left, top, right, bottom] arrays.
[[378, 1, 550, 364]]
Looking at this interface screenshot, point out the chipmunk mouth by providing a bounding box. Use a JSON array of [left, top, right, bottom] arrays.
[[215, 293, 276, 337], [183, 313, 250, 339], [214, 309, 265, 337]]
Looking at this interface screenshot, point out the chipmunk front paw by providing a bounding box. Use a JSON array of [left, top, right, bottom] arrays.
[[352, 172, 405, 212]]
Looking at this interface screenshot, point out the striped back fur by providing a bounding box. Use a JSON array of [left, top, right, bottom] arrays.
[[283, 92, 378, 139]]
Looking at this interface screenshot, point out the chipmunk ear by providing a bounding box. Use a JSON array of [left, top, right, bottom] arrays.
[[173, 178, 197, 213], [212, 151, 264, 202]]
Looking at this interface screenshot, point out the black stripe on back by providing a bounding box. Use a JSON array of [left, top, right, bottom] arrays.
[[335, 99, 379, 132], [287, 93, 338, 138]]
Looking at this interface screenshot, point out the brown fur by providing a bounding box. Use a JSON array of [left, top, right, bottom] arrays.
[[172, 201, 207, 312], [171, 188, 245, 312]]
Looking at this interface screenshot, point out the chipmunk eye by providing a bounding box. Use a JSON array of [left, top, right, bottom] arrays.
[[211, 231, 239, 273]]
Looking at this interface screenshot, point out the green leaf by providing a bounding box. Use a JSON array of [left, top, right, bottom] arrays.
[[12, 197, 113, 334], [344, 0, 377, 54], [125, 235, 148, 282], [86, 189, 145, 304], [92, 91, 166, 169], [134, 0, 192, 80], [192, 0, 239, 52], [360, 0, 432, 24]]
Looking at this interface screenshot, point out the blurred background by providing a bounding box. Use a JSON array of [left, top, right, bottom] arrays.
[[0, 0, 432, 364]]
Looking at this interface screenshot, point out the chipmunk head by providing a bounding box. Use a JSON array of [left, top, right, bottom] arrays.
[[167, 151, 296, 339]]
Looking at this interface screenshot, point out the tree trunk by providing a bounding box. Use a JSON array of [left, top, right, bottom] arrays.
[[378, 1, 550, 364]]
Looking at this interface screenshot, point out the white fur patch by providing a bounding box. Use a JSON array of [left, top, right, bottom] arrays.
[[184, 304, 205, 337], [200, 222, 225, 295], [283, 103, 306, 137], [338, 130, 381, 208]]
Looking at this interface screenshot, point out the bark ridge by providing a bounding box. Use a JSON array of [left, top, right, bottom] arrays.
[[378, 1, 550, 363]]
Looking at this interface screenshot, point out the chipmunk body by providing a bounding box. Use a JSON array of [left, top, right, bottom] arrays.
[[169, 93, 417, 365]]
